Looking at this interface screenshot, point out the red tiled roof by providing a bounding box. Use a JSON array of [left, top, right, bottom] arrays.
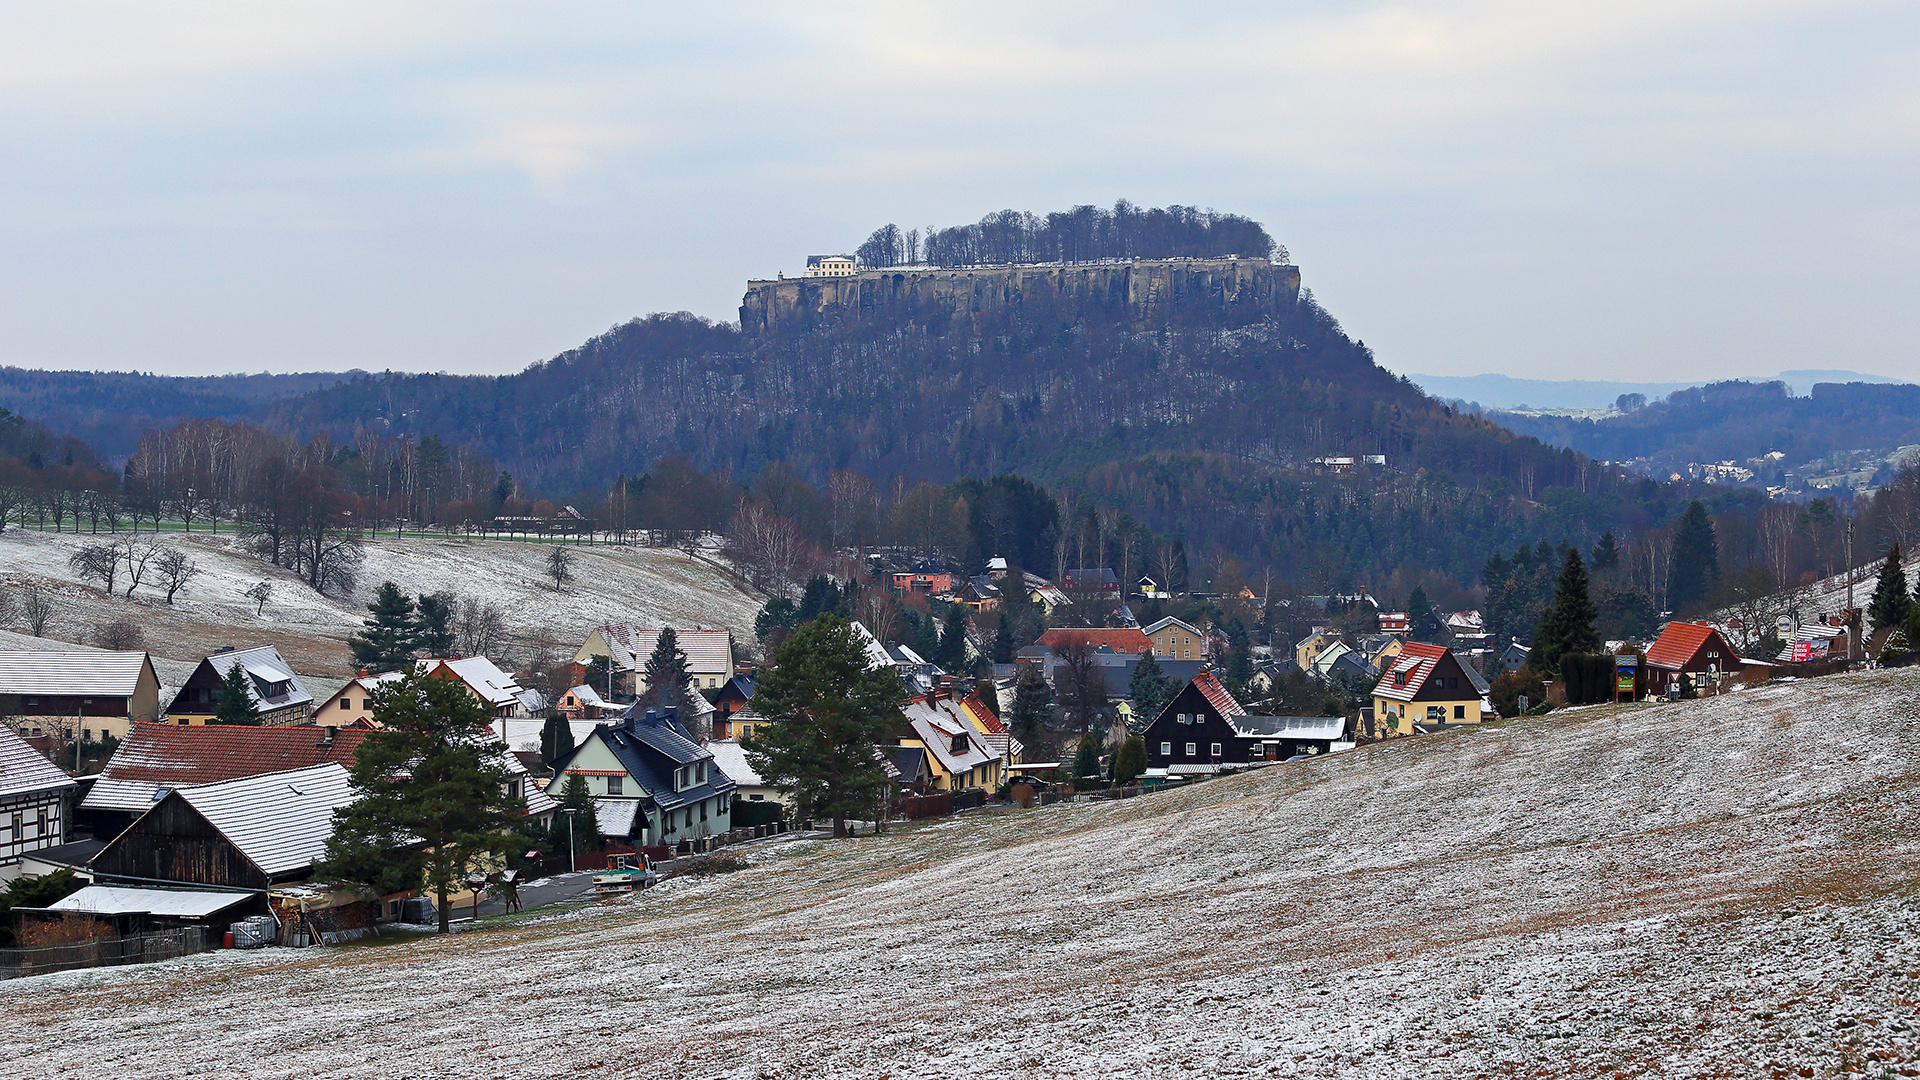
[[960, 692, 1007, 734], [1037, 628, 1153, 655], [1192, 671, 1247, 718], [1372, 641, 1449, 702], [1645, 622, 1724, 670], [97, 722, 371, 787]]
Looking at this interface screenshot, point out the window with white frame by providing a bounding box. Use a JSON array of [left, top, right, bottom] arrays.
[[1210, 742, 1222, 757], [1185, 742, 1196, 756], [1160, 742, 1172, 756]]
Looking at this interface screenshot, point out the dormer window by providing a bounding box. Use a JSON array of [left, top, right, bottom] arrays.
[[951, 733, 969, 754]]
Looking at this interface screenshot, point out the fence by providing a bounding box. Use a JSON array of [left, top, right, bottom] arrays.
[[0, 926, 210, 980]]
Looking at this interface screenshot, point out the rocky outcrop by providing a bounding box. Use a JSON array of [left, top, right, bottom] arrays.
[[739, 257, 1299, 337]]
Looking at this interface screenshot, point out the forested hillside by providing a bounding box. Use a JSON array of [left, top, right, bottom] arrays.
[[1496, 379, 1920, 474], [0, 367, 353, 459]]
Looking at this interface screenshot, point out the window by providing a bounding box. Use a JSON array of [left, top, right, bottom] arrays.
[[1210, 742, 1222, 757], [8, 814, 18, 841], [1446, 677, 1458, 690], [750, 793, 764, 801], [1160, 742, 1172, 756], [37, 809, 48, 835], [341, 699, 350, 710], [1454, 704, 1466, 719], [1185, 742, 1196, 757], [700, 801, 708, 822], [607, 775, 624, 795]]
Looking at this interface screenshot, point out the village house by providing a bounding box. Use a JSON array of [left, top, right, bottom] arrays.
[[1061, 568, 1121, 593], [0, 723, 78, 882], [419, 656, 548, 718], [574, 624, 737, 695], [553, 683, 611, 721], [545, 707, 737, 848], [1143, 616, 1207, 661], [1037, 627, 1153, 656], [1293, 631, 1342, 674], [894, 695, 1004, 792], [1645, 621, 1749, 695], [713, 673, 755, 719], [1140, 673, 1342, 774], [956, 575, 1003, 613], [165, 645, 314, 726], [1371, 642, 1493, 736], [706, 738, 786, 814], [310, 671, 403, 726], [0, 650, 162, 744], [891, 559, 954, 595]]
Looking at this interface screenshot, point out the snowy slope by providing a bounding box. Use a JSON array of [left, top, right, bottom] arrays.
[[8, 668, 1920, 1077], [0, 528, 762, 676]]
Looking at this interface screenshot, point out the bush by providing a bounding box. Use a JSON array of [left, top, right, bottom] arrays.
[[678, 852, 748, 877]]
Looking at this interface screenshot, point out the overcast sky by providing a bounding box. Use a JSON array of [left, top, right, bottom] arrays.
[[1, 3, 1914, 382]]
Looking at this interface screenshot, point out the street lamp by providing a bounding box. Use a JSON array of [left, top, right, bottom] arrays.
[[561, 808, 579, 872]]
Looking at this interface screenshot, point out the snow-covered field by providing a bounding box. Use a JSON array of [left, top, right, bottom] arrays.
[[9, 668, 1920, 1077], [0, 527, 762, 676]]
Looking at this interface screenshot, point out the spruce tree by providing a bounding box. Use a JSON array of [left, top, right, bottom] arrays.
[[1867, 544, 1911, 633], [741, 614, 906, 838], [1069, 733, 1103, 787], [1226, 621, 1253, 691], [991, 612, 1015, 663], [1111, 735, 1147, 786], [937, 603, 970, 670], [1128, 651, 1173, 722], [548, 772, 602, 862], [911, 614, 940, 664], [1591, 530, 1621, 576], [211, 662, 262, 725], [1406, 585, 1433, 639], [413, 591, 457, 658], [349, 582, 418, 673], [1007, 663, 1053, 750], [319, 671, 519, 933], [640, 627, 692, 706], [540, 712, 575, 763], [1668, 501, 1721, 613], [975, 678, 1001, 720], [1533, 548, 1602, 675]]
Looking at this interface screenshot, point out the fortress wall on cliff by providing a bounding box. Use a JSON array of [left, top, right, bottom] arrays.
[[738, 257, 1300, 337]]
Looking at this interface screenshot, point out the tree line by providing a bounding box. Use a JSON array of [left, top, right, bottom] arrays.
[[854, 200, 1282, 268]]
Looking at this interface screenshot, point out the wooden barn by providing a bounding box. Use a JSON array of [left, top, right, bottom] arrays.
[[89, 762, 356, 889]]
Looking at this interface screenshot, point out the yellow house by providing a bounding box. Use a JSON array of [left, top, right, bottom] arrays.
[[311, 672, 403, 727], [1371, 642, 1494, 736], [1294, 631, 1341, 673], [0, 650, 162, 744], [897, 697, 1005, 792], [1144, 616, 1207, 661]]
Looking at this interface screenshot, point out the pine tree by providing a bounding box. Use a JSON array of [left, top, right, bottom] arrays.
[[991, 612, 1015, 664], [912, 614, 940, 664], [1533, 548, 1602, 675], [1007, 663, 1053, 750], [211, 662, 261, 725], [741, 614, 906, 838], [1128, 651, 1174, 722], [349, 582, 418, 673], [640, 627, 691, 707], [319, 671, 520, 933], [1867, 544, 1911, 633], [1225, 621, 1253, 691], [1406, 585, 1433, 639], [937, 603, 970, 670], [1591, 530, 1621, 576], [540, 712, 575, 763], [1669, 501, 1721, 613], [975, 678, 1001, 719], [413, 590, 456, 658], [547, 772, 602, 863], [1111, 735, 1147, 786], [1069, 733, 1103, 787]]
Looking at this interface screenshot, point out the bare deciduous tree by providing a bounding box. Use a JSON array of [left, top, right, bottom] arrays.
[[154, 548, 201, 604], [92, 618, 144, 651], [68, 544, 120, 592], [728, 501, 813, 598], [244, 580, 273, 616], [122, 538, 161, 596], [456, 598, 506, 658], [19, 585, 55, 637]]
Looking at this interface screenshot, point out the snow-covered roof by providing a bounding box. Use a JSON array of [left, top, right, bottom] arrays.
[[188, 645, 312, 712], [420, 656, 527, 708], [903, 700, 997, 777], [707, 739, 764, 787], [0, 650, 154, 698], [588, 625, 734, 674], [1232, 715, 1346, 741], [50, 885, 258, 918], [80, 721, 371, 812], [849, 621, 896, 672], [0, 723, 76, 799], [167, 763, 357, 879], [593, 798, 642, 838], [569, 684, 609, 708]]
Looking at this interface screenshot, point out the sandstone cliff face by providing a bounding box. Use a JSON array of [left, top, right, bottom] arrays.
[[739, 257, 1299, 337]]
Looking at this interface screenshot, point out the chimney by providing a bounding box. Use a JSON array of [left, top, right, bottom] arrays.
[[319, 725, 337, 749]]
